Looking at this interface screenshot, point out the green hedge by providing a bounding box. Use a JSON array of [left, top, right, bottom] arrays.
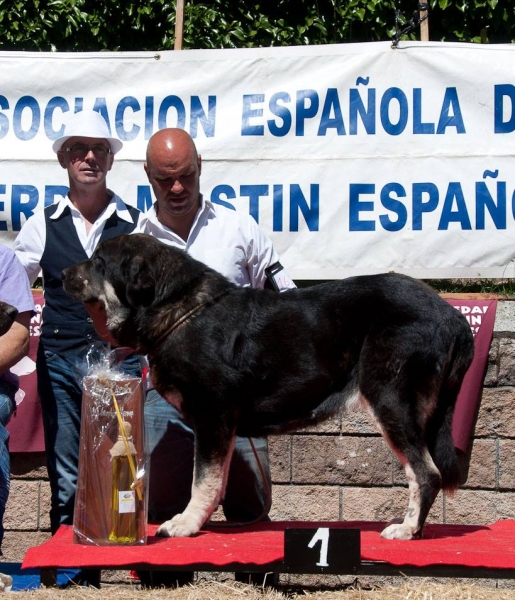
[[0, 0, 513, 52]]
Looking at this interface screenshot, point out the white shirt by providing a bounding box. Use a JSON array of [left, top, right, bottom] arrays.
[[14, 192, 140, 285], [135, 197, 294, 290]]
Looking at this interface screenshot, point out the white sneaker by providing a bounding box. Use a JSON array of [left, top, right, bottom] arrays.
[[0, 573, 12, 592]]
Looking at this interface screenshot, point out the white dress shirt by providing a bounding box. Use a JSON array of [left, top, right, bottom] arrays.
[[14, 192, 140, 285], [135, 197, 294, 290]]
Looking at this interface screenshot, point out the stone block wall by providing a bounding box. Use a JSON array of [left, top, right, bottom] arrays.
[[4, 299, 515, 562]]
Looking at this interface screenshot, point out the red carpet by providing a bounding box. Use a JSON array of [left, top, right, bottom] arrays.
[[22, 520, 515, 572]]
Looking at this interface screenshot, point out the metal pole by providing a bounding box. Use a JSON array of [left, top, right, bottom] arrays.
[[175, 0, 185, 50]]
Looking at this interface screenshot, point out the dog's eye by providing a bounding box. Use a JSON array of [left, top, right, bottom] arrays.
[[92, 256, 106, 275]]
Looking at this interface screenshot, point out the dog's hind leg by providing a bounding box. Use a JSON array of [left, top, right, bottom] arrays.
[[380, 447, 441, 540], [378, 348, 467, 539], [361, 392, 442, 540], [156, 431, 236, 538]]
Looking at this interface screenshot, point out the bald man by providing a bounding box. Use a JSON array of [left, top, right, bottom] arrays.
[[143, 128, 202, 240], [136, 128, 294, 587]]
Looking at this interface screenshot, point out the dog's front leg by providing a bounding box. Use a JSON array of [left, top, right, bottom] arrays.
[[156, 433, 236, 538]]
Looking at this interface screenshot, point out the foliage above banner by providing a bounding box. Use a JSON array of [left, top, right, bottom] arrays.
[[0, 0, 513, 52]]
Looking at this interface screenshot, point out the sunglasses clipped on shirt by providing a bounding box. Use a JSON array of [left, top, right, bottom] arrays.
[[62, 144, 112, 158]]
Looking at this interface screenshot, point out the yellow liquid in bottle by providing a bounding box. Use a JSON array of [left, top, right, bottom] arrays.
[[109, 455, 137, 543]]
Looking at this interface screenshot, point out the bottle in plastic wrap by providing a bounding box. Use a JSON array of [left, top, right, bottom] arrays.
[[109, 421, 139, 543]]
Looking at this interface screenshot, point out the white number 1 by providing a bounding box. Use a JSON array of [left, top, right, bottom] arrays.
[[308, 527, 330, 567]]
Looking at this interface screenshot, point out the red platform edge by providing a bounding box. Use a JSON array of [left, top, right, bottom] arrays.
[[22, 520, 515, 571]]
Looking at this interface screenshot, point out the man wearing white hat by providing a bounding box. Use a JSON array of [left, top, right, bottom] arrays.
[[14, 110, 141, 558]]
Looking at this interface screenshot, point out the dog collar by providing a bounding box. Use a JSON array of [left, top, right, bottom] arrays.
[[151, 291, 230, 350]]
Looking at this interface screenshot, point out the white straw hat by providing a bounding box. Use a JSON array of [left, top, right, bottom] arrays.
[[52, 110, 123, 154]]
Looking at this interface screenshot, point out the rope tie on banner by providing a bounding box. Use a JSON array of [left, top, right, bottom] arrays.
[[391, 3, 429, 49]]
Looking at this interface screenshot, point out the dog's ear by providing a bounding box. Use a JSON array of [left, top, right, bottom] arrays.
[[126, 256, 155, 307]]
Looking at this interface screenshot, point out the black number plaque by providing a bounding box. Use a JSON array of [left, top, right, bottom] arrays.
[[283, 527, 360, 574]]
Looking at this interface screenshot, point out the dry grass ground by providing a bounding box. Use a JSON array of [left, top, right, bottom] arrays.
[[5, 580, 515, 599], [6, 579, 515, 599]]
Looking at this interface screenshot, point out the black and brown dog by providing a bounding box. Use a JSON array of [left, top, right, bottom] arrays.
[[0, 301, 18, 337], [62, 233, 474, 541]]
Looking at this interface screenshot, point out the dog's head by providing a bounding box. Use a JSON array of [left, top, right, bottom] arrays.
[[0, 301, 18, 337], [62, 234, 170, 346], [63, 233, 218, 350]]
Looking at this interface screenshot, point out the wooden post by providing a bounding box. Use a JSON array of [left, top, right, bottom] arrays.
[[175, 0, 185, 50], [419, 3, 429, 41]]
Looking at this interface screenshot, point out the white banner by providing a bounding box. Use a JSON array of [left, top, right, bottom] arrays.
[[1, 41, 515, 279]]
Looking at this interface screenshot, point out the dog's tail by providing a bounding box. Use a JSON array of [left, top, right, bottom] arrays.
[[427, 324, 475, 493]]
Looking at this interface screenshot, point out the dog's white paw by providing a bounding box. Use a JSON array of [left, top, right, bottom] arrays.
[[156, 514, 200, 538], [380, 523, 419, 540]]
